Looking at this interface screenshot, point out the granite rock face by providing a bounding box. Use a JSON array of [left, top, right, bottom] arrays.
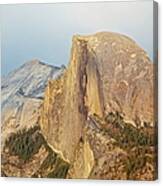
[[40, 32, 156, 179], [1, 60, 65, 146], [1, 32, 157, 180], [1, 60, 67, 177]]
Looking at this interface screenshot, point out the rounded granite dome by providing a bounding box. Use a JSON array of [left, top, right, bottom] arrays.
[[73, 32, 153, 125]]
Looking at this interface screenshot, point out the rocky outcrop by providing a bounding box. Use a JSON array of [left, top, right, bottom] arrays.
[[1, 60, 65, 146], [1, 60, 67, 177], [67, 137, 94, 179], [40, 32, 156, 180], [2, 32, 157, 180], [40, 35, 105, 164], [2, 126, 69, 178]]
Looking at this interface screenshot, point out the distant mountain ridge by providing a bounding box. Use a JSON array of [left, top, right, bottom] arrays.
[[1, 32, 157, 180], [1, 59, 65, 103], [1, 59, 65, 145]]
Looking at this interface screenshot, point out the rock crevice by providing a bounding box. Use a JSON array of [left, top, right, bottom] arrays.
[[40, 35, 105, 164], [39, 32, 156, 179]]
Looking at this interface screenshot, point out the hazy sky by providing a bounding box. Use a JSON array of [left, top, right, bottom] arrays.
[[0, 1, 153, 75]]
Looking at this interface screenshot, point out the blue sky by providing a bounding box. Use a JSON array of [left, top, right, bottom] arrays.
[[0, 1, 153, 75]]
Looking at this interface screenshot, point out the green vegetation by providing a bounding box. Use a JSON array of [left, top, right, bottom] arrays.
[[104, 112, 156, 149], [5, 126, 44, 161], [94, 112, 157, 179], [32, 145, 69, 178], [4, 111, 156, 179], [47, 158, 69, 178], [125, 147, 147, 178], [4, 125, 70, 178], [41, 150, 57, 169]]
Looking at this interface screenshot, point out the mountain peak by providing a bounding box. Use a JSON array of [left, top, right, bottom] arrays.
[[2, 32, 156, 180], [22, 59, 45, 68], [1, 59, 65, 109], [27, 59, 40, 64], [41, 32, 154, 174]]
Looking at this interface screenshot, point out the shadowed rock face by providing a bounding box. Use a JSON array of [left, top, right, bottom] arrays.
[[2, 32, 157, 180], [40, 32, 156, 179]]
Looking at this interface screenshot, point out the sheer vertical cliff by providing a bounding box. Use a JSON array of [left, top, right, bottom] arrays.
[[40, 32, 156, 179], [40, 36, 104, 164], [2, 32, 156, 180]]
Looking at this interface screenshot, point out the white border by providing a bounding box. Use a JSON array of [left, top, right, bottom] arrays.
[[0, 0, 162, 186]]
